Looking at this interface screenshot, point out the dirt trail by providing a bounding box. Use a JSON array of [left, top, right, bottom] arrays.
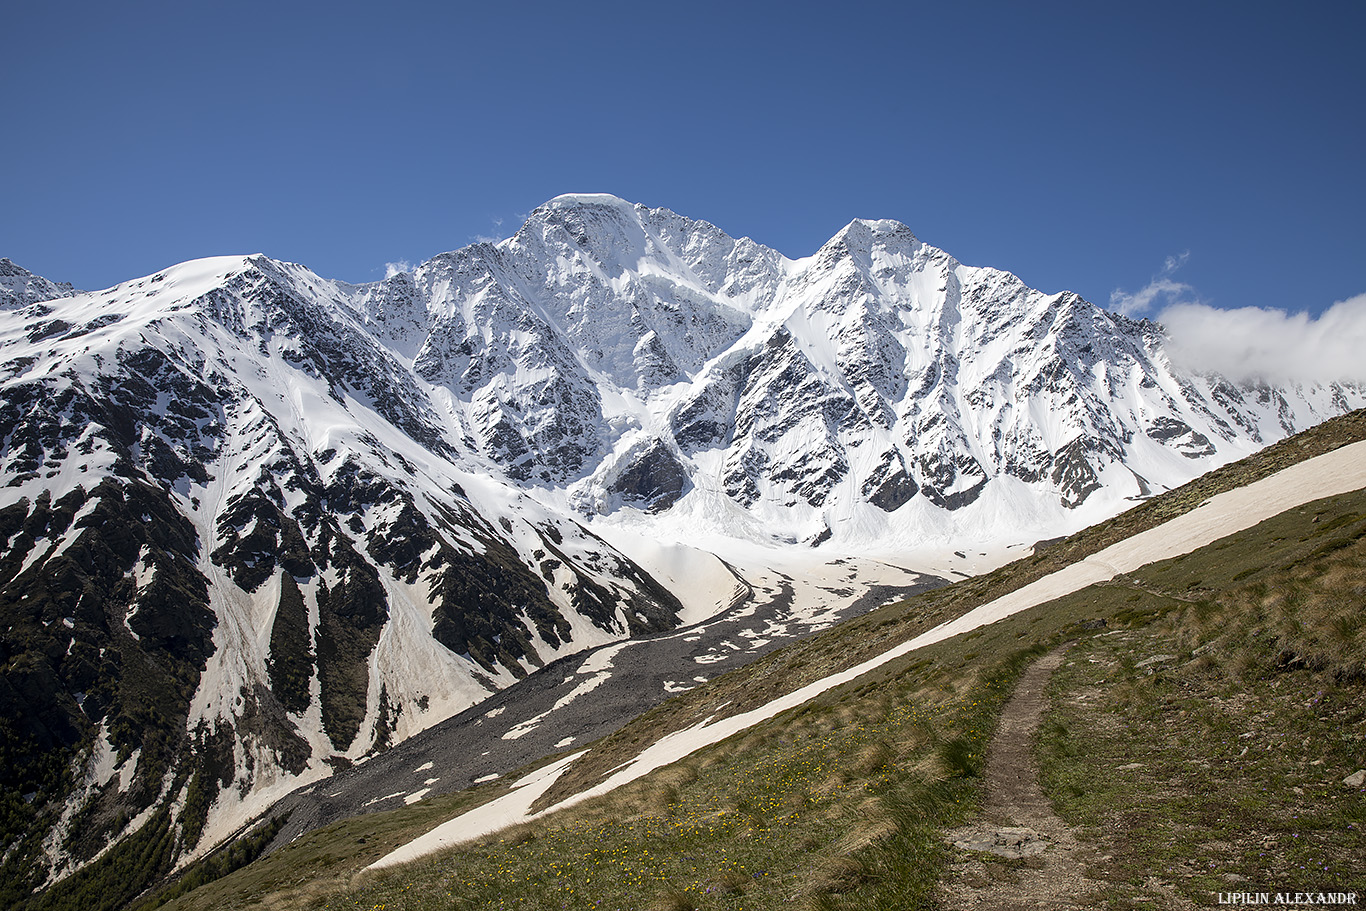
[[941, 647, 1197, 910]]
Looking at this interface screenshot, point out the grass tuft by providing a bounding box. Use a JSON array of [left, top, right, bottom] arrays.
[[652, 888, 701, 911], [938, 735, 980, 778]]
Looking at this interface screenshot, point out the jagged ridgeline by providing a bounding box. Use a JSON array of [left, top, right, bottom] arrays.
[[0, 196, 1360, 905]]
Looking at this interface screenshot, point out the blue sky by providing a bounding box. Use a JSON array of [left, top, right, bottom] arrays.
[[5, 1, 1363, 328]]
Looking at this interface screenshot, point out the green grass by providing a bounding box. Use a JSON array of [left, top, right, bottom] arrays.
[[1036, 486, 1366, 906]]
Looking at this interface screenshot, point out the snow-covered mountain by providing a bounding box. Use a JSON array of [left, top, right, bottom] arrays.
[[348, 194, 1362, 551], [1, 194, 1360, 894]]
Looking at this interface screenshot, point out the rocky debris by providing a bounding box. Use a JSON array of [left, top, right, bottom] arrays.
[[1135, 654, 1177, 672], [954, 826, 1050, 858]]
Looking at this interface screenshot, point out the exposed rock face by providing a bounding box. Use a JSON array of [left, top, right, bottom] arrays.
[[1146, 415, 1216, 458], [608, 441, 690, 513], [0, 257, 76, 308]]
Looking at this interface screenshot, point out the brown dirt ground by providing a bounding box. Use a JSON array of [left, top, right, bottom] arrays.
[[940, 646, 1198, 910]]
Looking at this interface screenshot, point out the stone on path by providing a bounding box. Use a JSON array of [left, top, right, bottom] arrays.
[[954, 826, 1050, 859]]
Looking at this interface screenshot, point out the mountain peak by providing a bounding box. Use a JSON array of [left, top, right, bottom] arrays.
[[0, 257, 77, 307], [0, 257, 34, 277], [801, 218, 923, 277], [522, 193, 646, 240], [515, 194, 667, 279], [833, 217, 919, 247]]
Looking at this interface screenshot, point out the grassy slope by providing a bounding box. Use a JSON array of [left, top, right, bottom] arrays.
[[153, 409, 1366, 910], [1036, 487, 1366, 906]]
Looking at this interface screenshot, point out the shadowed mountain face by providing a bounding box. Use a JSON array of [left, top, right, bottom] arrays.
[[0, 196, 1360, 898]]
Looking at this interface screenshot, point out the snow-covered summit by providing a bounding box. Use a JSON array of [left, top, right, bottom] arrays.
[[542, 191, 639, 209]]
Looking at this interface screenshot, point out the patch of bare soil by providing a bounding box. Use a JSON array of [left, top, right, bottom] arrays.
[[941, 647, 1196, 910]]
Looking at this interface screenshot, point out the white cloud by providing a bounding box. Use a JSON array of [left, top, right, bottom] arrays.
[[1110, 252, 1195, 316], [1161, 251, 1190, 274], [1159, 293, 1366, 385], [1113, 254, 1366, 384], [384, 260, 414, 279]]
